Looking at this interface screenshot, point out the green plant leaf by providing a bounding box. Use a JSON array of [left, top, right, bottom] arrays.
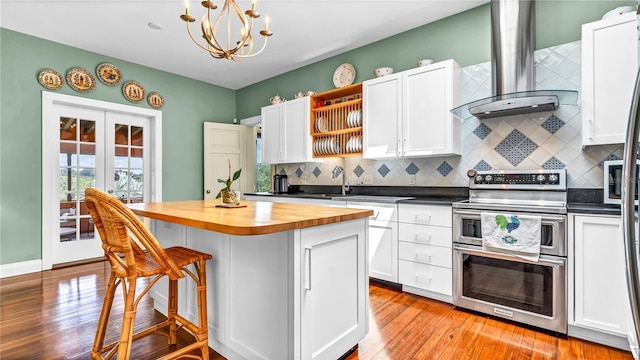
[[215, 190, 222, 199], [217, 178, 226, 184], [232, 168, 242, 181]]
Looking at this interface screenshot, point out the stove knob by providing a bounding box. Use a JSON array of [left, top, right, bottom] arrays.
[[537, 174, 546, 182], [485, 175, 493, 182], [475, 175, 484, 182], [548, 174, 558, 183]]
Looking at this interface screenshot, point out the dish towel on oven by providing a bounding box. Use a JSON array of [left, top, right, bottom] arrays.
[[481, 212, 541, 262]]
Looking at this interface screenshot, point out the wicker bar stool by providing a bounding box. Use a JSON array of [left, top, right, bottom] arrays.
[[85, 188, 212, 360]]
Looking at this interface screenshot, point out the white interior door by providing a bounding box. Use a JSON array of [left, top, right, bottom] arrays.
[[203, 122, 248, 200], [54, 105, 106, 265], [43, 93, 159, 268]]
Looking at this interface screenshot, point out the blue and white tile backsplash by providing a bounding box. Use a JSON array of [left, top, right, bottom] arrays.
[[276, 41, 622, 189]]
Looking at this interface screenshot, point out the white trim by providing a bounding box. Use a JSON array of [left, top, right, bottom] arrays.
[[0, 260, 43, 278], [41, 91, 163, 270]]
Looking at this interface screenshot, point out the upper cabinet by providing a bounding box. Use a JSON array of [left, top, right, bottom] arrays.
[[261, 97, 315, 164], [362, 59, 462, 158], [581, 12, 637, 146]]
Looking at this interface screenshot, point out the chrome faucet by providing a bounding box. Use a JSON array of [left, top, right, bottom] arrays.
[[332, 166, 350, 195]]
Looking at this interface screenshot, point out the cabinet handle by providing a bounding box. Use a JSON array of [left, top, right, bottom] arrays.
[[415, 251, 432, 261], [415, 233, 432, 242], [403, 138, 407, 155], [588, 118, 594, 139], [304, 248, 311, 291], [397, 139, 402, 156], [370, 212, 379, 220], [416, 274, 432, 281]]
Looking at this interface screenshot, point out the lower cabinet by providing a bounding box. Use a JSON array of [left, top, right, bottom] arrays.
[[347, 202, 398, 282], [397, 203, 453, 302], [571, 214, 631, 340], [300, 220, 368, 359]]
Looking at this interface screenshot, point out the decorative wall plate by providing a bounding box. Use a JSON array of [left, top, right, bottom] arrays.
[[66, 67, 96, 92], [333, 63, 356, 88], [122, 81, 145, 103], [147, 92, 164, 108], [38, 69, 64, 90], [96, 63, 122, 86]]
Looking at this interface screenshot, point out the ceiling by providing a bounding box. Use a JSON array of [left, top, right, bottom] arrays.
[[1, 0, 488, 90]]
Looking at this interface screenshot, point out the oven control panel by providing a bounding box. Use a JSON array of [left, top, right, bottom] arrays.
[[467, 169, 566, 189]]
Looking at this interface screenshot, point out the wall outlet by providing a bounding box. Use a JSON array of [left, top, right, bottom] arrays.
[[409, 174, 416, 185], [363, 175, 373, 185]]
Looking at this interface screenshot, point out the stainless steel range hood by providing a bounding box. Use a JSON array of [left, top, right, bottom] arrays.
[[451, 0, 578, 120]]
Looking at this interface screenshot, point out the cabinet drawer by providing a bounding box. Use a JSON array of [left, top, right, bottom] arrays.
[[398, 204, 451, 226], [399, 260, 452, 295], [399, 242, 452, 268], [398, 223, 451, 248], [347, 202, 397, 222]]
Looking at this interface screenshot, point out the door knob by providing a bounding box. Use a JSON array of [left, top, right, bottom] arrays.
[[107, 189, 114, 194], [206, 189, 211, 194]]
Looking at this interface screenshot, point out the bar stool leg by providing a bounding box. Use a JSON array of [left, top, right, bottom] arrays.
[[197, 260, 209, 359], [117, 277, 138, 360], [92, 272, 118, 359], [168, 278, 178, 345]]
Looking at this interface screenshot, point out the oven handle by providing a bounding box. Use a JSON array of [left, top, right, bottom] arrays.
[[453, 210, 566, 222], [453, 244, 565, 266]]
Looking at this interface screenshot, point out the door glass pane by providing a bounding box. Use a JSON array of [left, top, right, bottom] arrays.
[[60, 117, 76, 141], [256, 132, 271, 192], [113, 124, 144, 204], [131, 126, 143, 146], [115, 124, 129, 145], [59, 117, 96, 242]]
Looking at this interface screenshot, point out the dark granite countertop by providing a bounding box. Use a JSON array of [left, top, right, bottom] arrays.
[[247, 186, 624, 214]]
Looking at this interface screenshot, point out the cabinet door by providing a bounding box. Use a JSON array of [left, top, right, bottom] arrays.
[[403, 60, 461, 156], [261, 104, 283, 164], [581, 12, 638, 146], [362, 74, 401, 158], [573, 215, 630, 336], [300, 220, 367, 360], [282, 97, 310, 163]]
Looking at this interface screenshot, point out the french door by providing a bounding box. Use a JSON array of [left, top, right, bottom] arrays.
[[42, 92, 161, 268]]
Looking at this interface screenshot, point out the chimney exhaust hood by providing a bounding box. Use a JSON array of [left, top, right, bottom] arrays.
[[451, 0, 578, 120]]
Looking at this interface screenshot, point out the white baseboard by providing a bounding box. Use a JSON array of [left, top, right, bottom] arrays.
[[568, 325, 630, 351], [0, 259, 43, 278], [402, 284, 453, 304]]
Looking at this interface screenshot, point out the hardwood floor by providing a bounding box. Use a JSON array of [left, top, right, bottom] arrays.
[[0, 261, 633, 360]]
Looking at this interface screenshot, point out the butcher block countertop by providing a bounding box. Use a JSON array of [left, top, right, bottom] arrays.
[[128, 200, 373, 236]]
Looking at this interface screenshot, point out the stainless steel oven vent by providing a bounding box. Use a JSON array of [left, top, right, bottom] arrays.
[[451, 0, 578, 120]]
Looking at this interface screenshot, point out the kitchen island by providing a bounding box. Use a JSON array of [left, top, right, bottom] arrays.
[[128, 200, 372, 360]]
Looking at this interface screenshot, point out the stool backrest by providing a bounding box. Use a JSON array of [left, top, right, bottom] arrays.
[[84, 188, 183, 280]]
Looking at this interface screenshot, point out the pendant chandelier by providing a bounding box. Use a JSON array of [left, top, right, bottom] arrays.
[[180, 0, 273, 62]]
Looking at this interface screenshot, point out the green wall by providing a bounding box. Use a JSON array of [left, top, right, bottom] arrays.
[[236, 1, 634, 119], [0, 29, 235, 265]]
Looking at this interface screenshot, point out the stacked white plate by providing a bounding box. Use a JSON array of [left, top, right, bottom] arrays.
[[347, 109, 362, 128], [346, 135, 362, 153], [315, 116, 329, 133], [314, 138, 341, 155]]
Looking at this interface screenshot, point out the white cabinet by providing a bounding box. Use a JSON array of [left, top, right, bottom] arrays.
[[571, 214, 631, 337], [397, 203, 453, 302], [362, 59, 462, 158], [261, 97, 314, 164], [581, 12, 637, 146], [347, 201, 398, 283], [300, 219, 368, 360]]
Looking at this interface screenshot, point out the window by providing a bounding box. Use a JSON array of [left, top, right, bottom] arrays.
[[256, 129, 271, 192]]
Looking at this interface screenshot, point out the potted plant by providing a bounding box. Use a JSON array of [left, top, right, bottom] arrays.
[[217, 160, 242, 205]]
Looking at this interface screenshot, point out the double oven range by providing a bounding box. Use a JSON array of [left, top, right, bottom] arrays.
[[452, 169, 568, 334]]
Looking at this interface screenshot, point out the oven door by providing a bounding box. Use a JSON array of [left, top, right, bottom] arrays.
[[452, 209, 567, 256], [453, 244, 567, 334]]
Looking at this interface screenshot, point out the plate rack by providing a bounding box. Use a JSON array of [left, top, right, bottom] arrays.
[[310, 83, 363, 158]]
